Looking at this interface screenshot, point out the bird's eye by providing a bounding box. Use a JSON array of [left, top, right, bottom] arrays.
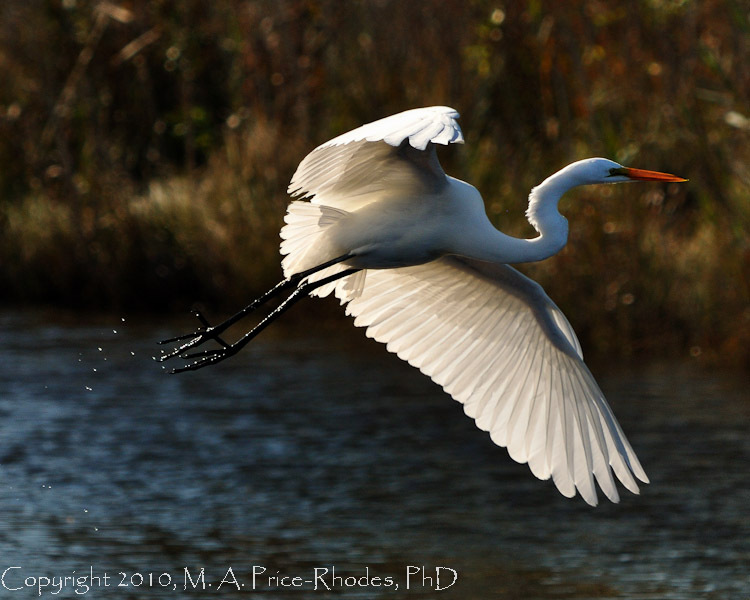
[[607, 168, 618, 177]]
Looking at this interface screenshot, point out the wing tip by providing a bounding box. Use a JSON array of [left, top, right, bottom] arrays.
[[327, 105, 464, 151], [583, 494, 600, 507]]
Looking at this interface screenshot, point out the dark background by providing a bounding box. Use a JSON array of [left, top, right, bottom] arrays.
[[0, 0, 748, 365]]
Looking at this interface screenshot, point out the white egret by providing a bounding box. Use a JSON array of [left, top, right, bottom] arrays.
[[160, 106, 686, 505]]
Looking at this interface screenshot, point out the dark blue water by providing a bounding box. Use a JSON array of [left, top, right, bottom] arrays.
[[0, 309, 747, 599]]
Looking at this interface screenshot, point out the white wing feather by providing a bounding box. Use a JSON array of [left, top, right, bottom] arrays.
[[288, 106, 463, 211], [323, 105, 463, 149], [281, 106, 647, 504], [338, 257, 649, 506]]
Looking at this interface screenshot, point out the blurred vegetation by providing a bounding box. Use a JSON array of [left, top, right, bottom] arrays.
[[0, 0, 748, 366]]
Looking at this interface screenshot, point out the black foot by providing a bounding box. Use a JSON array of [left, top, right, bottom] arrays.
[[156, 310, 237, 372], [156, 262, 361, 374], [165, 345, 239, 373]]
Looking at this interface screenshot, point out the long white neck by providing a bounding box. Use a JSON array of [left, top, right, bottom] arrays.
[[452, 170, 572, 265], [523, 171, 573, 258]]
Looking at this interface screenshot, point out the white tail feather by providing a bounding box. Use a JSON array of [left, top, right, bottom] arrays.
[[280, 201, 365, 301]]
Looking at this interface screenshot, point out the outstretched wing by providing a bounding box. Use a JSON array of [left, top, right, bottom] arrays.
[[288, 106, 464, 211], [338, 256, 649, 505]]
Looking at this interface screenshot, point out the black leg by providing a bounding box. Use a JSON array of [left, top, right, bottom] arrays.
[[158, 264, 360, 373], [157, 254, 352, 362]]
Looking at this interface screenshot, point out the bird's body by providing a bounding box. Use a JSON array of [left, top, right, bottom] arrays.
[[305, 177, 485, 268], [160, 106, 686, 506]]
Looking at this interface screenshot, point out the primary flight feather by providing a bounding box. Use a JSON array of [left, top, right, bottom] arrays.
[[159, 106, 686, 506]]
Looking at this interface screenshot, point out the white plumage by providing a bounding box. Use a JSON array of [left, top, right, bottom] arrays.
[[281, 106, 683, 505], [164, 106, 686, 505], [342, 258, 645, 505]]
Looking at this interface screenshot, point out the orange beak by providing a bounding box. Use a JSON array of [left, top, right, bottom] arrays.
[[615, 167, 687, 182]]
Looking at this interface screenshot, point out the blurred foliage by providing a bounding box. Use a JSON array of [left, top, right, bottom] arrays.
[[0, 0, 748, 365]]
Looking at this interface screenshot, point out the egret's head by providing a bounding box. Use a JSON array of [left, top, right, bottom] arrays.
[[565, 158, 688, 186]]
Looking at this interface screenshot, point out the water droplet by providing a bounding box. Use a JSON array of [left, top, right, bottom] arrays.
[[85, 386, 93, 391], [97, 347, 103, 352], [113, 329, 118, 334], [92, 368, 97, 372], [130, 351, 135, 356]]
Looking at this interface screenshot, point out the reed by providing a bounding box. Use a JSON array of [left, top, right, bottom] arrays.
[[0, 0, 747, 365]]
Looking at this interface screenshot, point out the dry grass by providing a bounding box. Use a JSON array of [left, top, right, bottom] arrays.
[[0, 0, 747, 366]]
